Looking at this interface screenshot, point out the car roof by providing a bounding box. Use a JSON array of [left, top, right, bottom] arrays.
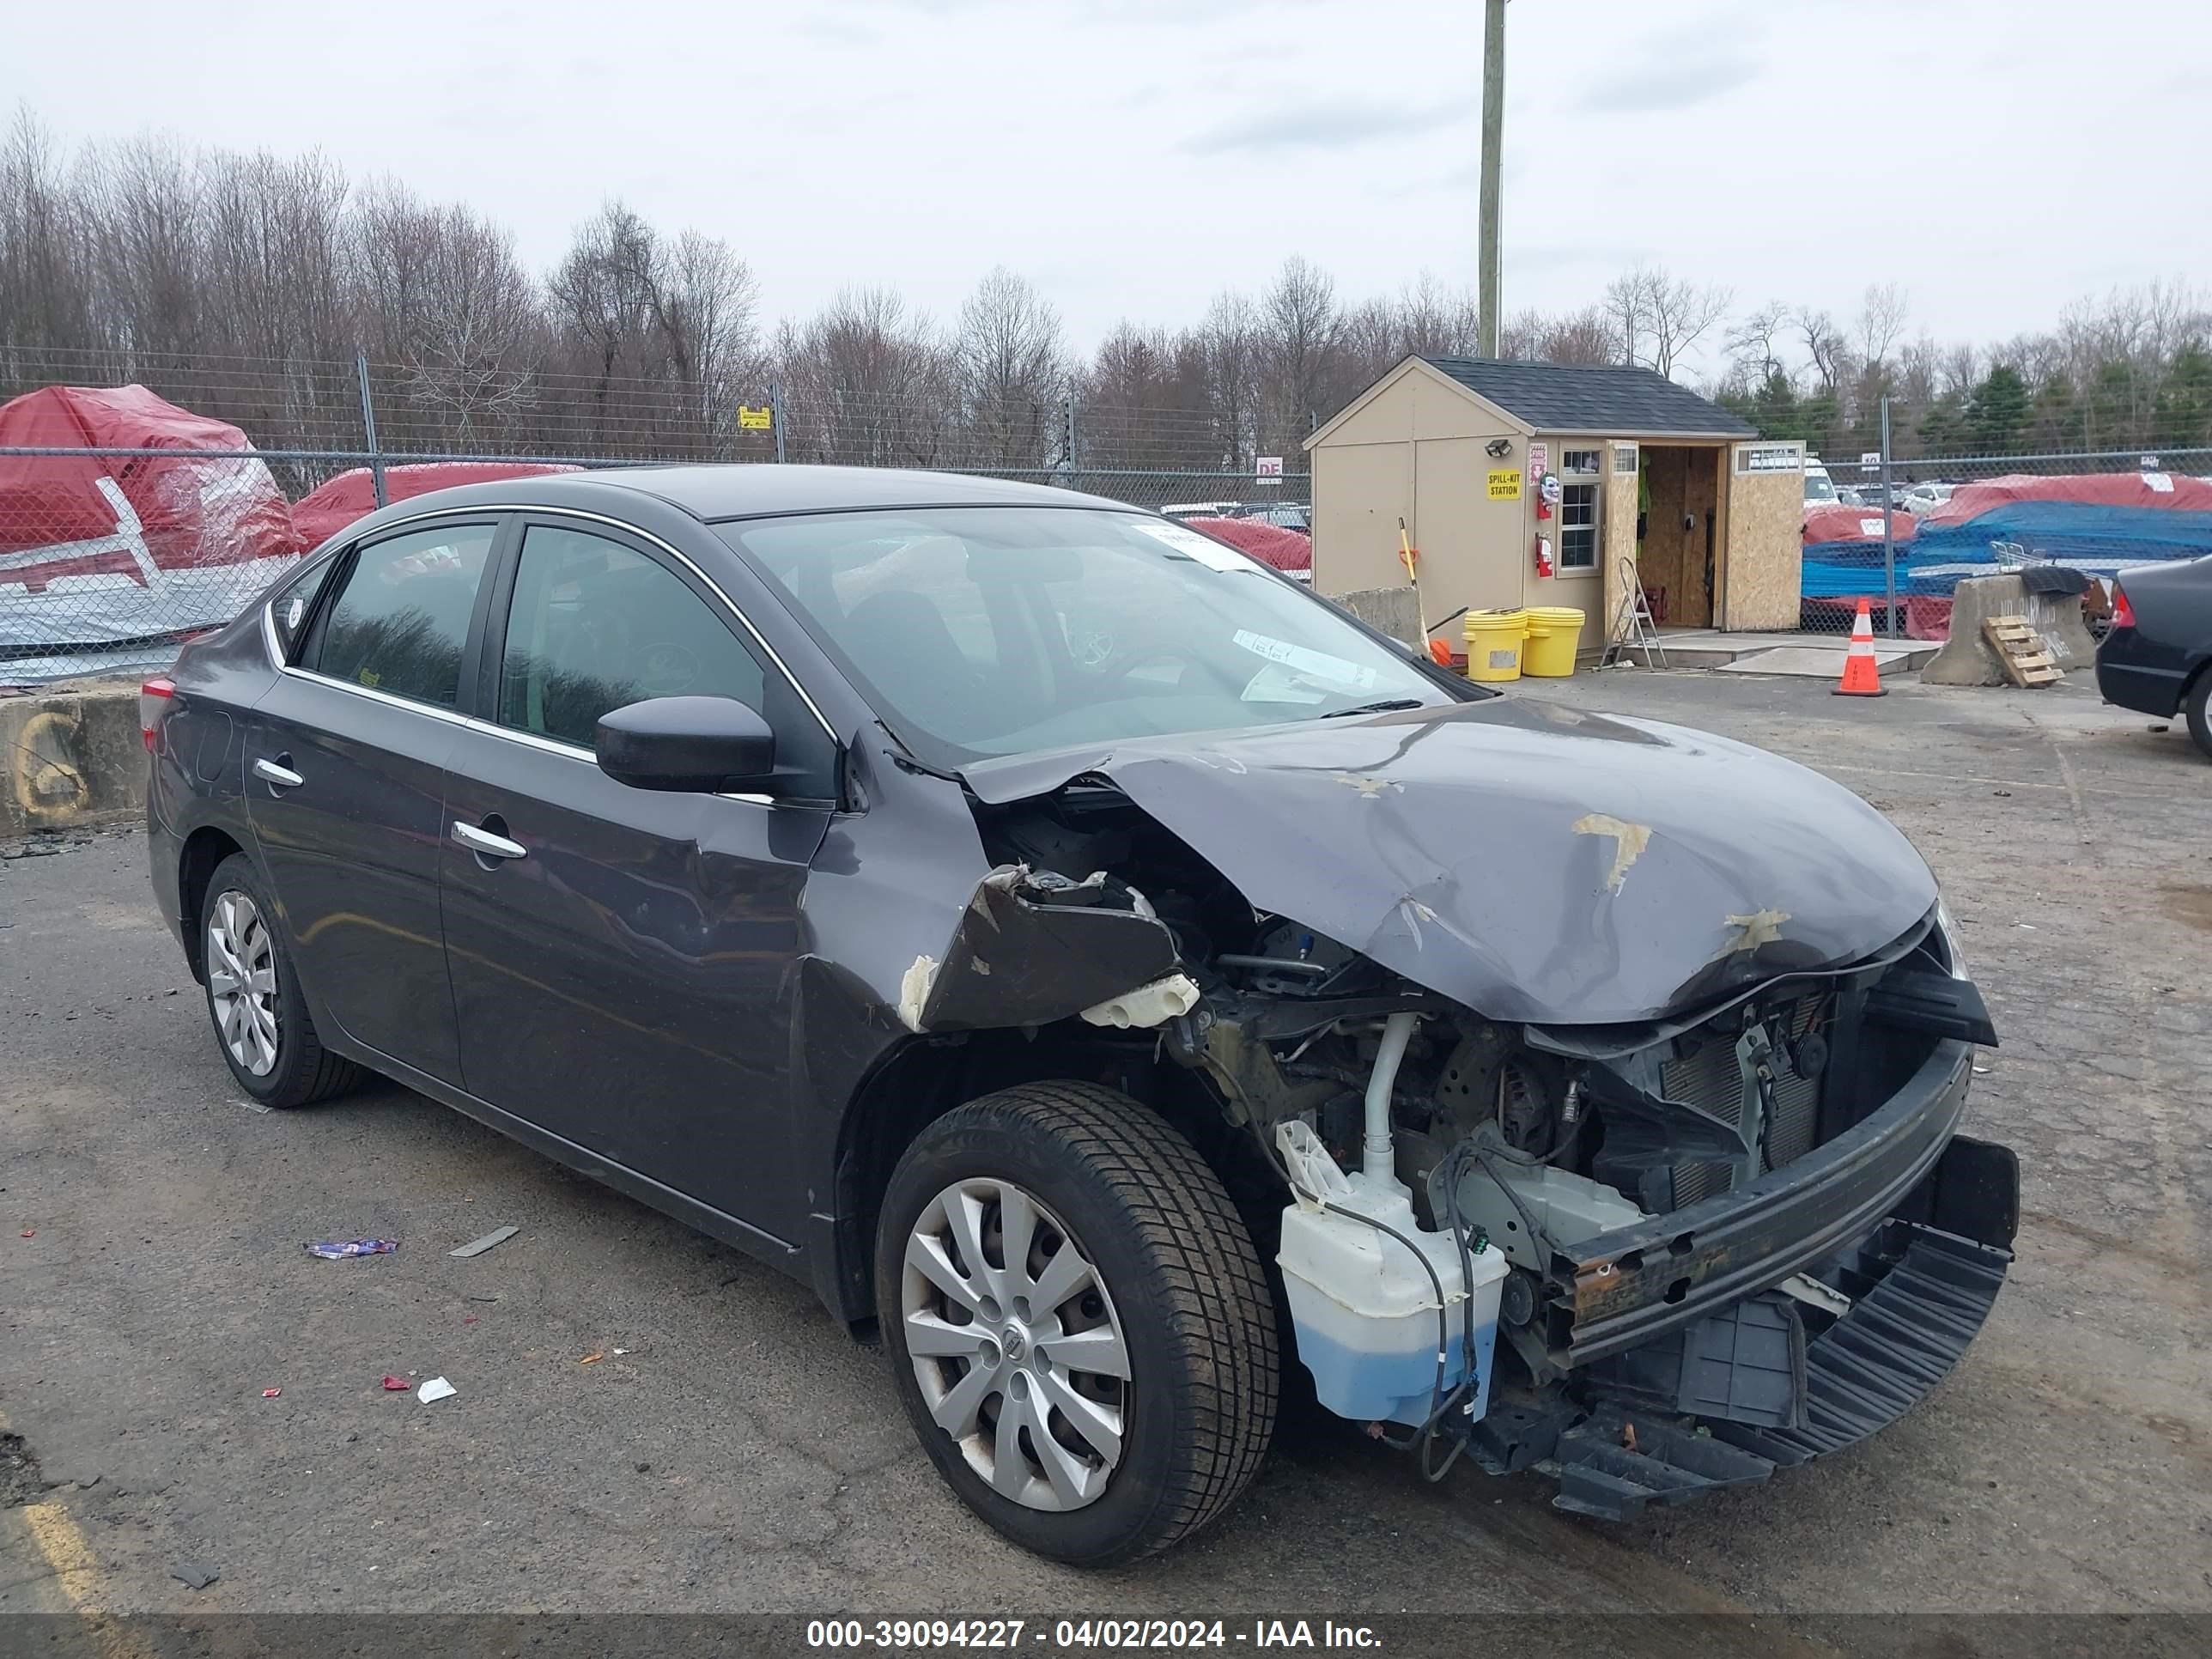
[[538, 464, 1136, 522]]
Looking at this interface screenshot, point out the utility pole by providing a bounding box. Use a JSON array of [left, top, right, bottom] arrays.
[[1476, 0, 1507, 356]]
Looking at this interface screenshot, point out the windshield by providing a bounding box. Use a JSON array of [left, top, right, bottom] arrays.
[[1803, 473, 1837, 501], [720, 506, 1454, 767]]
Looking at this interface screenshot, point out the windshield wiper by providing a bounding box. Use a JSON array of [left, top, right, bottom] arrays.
[[1318, 698, 1428, 720]]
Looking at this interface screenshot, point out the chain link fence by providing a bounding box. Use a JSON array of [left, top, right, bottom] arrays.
[[12, 350, 2212, 678], [0, 355, 1310, 684], [1793, 404, 2212, 635]]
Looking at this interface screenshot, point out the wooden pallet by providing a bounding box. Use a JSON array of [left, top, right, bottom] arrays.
[[1981, 614, 2063, 687]]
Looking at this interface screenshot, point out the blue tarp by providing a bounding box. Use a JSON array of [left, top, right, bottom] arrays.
[[1807, 501, 2212, 600]]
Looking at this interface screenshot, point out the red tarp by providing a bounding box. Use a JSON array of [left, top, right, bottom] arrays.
[[1922, 471, 2212, 527], [1186, 514, 1313, 574], [1802, 503, 1917, 544], [0, 385, 301, 648], [0, 384, 296, 578], [291, 461, 581, 550]]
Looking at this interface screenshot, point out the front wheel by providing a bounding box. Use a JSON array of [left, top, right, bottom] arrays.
[[876, 1082, 1279, 1565], [199, 853, 360, 1108], [2185, 669, 2212, 762]]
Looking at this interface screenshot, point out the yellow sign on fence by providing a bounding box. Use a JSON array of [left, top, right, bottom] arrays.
[[1486, 468, 1522, 501], [738, 404, 774, 430]]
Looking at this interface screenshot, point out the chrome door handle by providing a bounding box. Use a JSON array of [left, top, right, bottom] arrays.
[[252, 757, 304, 789], [452, 820, 527, 861]]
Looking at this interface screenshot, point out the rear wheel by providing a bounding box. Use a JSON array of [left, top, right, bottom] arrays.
[[2185, 668, 2212, 761], [876, 1082, 1279, 1565], [200, 854, 359, 1108]]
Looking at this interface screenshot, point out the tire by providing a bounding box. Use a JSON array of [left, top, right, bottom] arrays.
[[2186, 669, 2212, 762], [199, 853, 360, 1109], [876, 1082, 1279, 1565]]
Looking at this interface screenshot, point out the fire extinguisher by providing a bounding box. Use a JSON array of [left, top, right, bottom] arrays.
[[1534, 535, 1554, 579]]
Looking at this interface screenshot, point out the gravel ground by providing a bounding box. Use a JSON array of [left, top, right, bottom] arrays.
[[1, 670, 2206, 1636]]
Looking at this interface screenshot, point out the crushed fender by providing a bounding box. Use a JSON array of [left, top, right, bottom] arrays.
[[908, 866, 1181, 1032]]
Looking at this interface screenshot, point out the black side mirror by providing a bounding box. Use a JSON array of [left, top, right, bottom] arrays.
[[595, 696, 777, 793]]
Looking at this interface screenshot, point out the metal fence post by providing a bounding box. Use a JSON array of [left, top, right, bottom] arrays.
[[769, 380, 787, 464], [1063, 390, 1079, 475], [356, 350, 386, 507], [1880, 395, 1897, 638]]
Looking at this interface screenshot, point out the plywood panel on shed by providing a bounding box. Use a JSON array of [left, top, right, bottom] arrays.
[[1723, 464, 1804, 630], [1600, 442, 1641, 641]]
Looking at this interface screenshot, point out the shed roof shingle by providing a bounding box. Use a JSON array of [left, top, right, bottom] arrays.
[[1419, 356, 1757, 437]]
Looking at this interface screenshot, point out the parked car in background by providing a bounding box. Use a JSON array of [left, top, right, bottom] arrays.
[[1237, 501, 1310, 531], [1901, 483, 1955, 514], [1158, 500, 1241, 522], [1804, 459, 1838, 503], [2096, 556, 2212, 757], [142, 465, 2016, 1563]]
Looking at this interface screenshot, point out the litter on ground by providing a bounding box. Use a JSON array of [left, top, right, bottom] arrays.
[[304, 1238, 398, 1259], [416, 1376, 456, 1404], [380, 1376, 410, 1391], [448, 1224, 520, 1258]]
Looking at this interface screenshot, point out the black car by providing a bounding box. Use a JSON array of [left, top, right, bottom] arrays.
[[144, 467, 2017, 1563], [2097, 558, 2212, 757]]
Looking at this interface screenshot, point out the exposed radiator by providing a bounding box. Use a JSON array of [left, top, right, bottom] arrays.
[[1661, 1000, 1821, 1210]]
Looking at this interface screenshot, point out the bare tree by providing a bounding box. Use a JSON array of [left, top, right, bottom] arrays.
[[0, 110, 96, 361], [1726, 301, 1791, 386], [953, 267, 1066, 467], [1197, 291, 1261, 469], [1539, 306, 1623, 366], [1793, 307, 1848, 392], [82, 134, 204, 360], [1258, 256, 1346, 456], [1607, 266, 1731, 379], [777, 286, 955, 466], [1855, 283, 1909, 376]]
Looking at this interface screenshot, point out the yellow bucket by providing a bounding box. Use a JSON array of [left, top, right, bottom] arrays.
[[1462, 609, 1528, 682], [1520, 605, 1585, 678]]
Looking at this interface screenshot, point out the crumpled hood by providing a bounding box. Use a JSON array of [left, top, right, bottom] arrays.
[[962, 698, 1937, 1024]]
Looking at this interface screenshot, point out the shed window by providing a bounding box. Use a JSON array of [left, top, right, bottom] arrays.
[[1559, 483, 1599, 568], [1561, 448, 1602, 477]]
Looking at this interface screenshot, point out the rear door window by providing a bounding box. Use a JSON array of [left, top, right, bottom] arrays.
[[305, 523, 497, 708]]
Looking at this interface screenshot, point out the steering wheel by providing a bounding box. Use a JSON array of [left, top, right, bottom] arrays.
[[1068, 623, 1116, 671]]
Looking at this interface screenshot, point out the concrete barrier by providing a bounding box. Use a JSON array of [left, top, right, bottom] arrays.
[[1, 678, 146, 836], [1331, 584, 1425, 648], [1922, 572, 2100, 686]]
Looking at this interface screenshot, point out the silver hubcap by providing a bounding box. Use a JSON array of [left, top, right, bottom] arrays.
[[206, 890, 279, 1078], [902, 1177, 1131, 1512]]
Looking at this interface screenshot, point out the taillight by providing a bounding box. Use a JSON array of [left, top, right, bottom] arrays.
[[2111, 586, 2136, 630], [139, 677, 175, 752]]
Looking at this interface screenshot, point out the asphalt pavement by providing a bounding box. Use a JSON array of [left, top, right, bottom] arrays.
[[2, 670, 2208, 1639]]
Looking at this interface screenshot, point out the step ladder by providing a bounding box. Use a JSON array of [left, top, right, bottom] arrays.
[[1980, 615, 2063, 687], [1600, 564, 1667, 669]]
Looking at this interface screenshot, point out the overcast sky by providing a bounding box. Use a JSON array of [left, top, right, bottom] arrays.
[[7, 0, 2207, 375]]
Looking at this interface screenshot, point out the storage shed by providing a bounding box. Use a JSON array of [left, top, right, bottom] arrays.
[[1305, 356, 1799, 655]]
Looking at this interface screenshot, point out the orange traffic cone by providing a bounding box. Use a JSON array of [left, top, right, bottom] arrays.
[[1833, 599, 1887, 697]]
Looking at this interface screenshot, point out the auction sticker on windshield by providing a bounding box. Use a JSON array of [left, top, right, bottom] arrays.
[[1231, 629, 1378, 692], [1133, 520, 1265, 573]]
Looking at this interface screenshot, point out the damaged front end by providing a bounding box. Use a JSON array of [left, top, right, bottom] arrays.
[[904, 703, 2019, 1520]]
